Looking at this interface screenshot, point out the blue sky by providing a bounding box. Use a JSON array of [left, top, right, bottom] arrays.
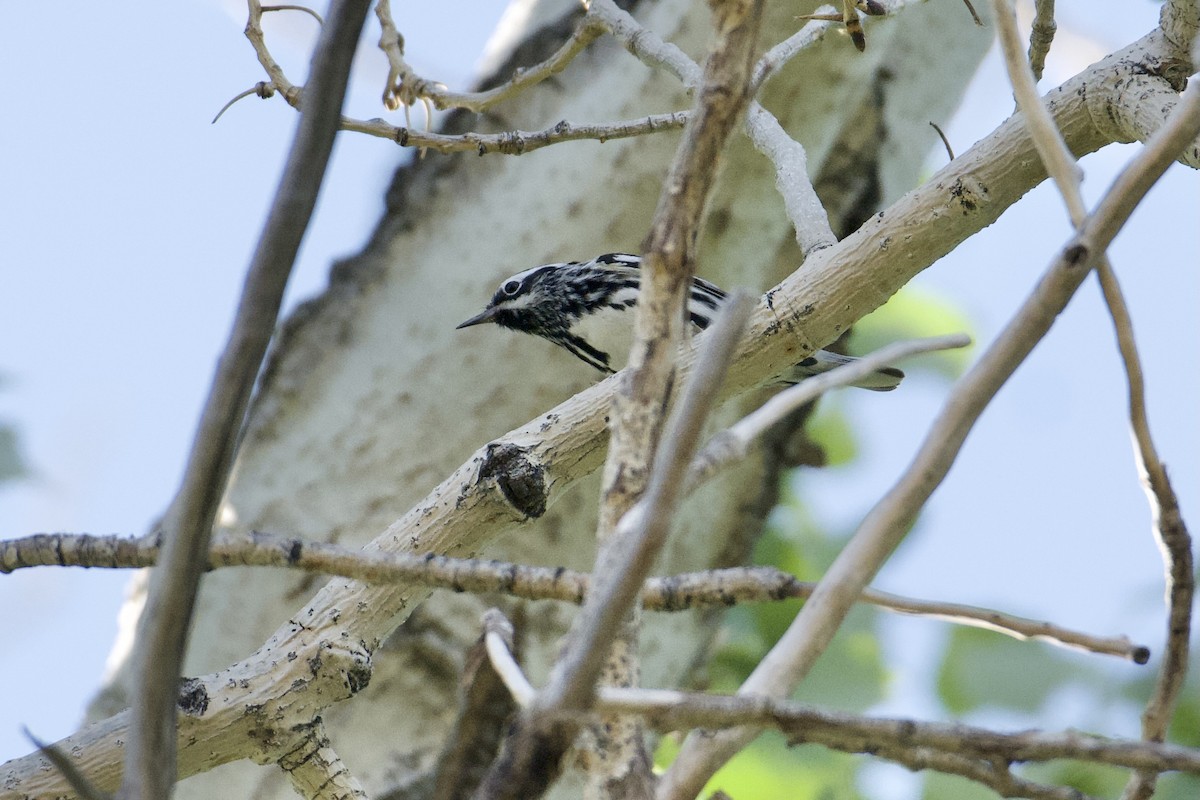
[[0, 0, 1195, 769]]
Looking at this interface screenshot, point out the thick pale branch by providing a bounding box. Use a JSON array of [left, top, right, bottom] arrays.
[[743, 104, 837, 254]]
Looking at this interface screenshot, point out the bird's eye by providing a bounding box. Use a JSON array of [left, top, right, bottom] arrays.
[[502, 279, 521, 296]]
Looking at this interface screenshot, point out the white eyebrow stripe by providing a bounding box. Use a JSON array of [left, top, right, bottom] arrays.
[[500, 263, 564, 285]]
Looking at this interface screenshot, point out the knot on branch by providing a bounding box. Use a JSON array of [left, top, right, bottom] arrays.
[[479, 443, 547, 519]]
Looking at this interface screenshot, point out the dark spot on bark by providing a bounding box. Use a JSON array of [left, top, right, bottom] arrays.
[[177, 678, 209, 717], [479, 442, 547, 518], [1064, 243, 1089, 266]]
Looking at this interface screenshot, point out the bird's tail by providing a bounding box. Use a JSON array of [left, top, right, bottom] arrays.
[[783, 349, 905, 392]]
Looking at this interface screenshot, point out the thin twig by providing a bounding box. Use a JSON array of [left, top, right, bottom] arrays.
[[483, 609, 535, 708], [753, 3, 842, 89], [341, 111, 690, 154], [262, 4, 323, 25], [959, 0, 984, 26], [212, 82, 277, 124], [245, 0, 301, 107], [929, 120, 955, 160], [0, 531, 1148, 662], [612, 689, 1200, 774], [1027, 0, 1057, 82], [1100, 59, 1199, 799], [990, 14, 1194, 798], [117, 3, 371, 798], [426, 17, 608, 112], [473, 637, 1200, 778], [867, 741, 1100, 800], [991, 0, 1084, 221], [1101, 257, 1194, 800]]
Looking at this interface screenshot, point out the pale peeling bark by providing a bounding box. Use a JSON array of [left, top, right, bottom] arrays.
[[4, 1, 998, 798]]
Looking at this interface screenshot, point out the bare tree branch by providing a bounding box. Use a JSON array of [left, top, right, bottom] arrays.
[[1102, 265, 1195, 800], [279, 722, 369, 800], [866, 742, 1101, 800], [543, 295, 755, 712], [990, 15, 1196, 757], [478, 617, 1197, 780], [341, 112, 690, 154], [1027, 0, 1057, 81], [0, 530, 1148, 662], [482, 609, 536, 709], [117, 3, 370, 799]]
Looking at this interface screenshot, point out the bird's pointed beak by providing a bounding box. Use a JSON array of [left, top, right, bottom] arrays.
[[456, 307, 499, 329]]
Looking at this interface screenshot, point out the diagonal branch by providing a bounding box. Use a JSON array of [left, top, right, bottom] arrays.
[[117, 3, 370, 799]]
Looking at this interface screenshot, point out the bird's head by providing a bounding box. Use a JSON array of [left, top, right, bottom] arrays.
[[456, 264, 568, 335]]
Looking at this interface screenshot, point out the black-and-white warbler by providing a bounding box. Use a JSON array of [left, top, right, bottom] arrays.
[[457, 253, 904, 391]]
